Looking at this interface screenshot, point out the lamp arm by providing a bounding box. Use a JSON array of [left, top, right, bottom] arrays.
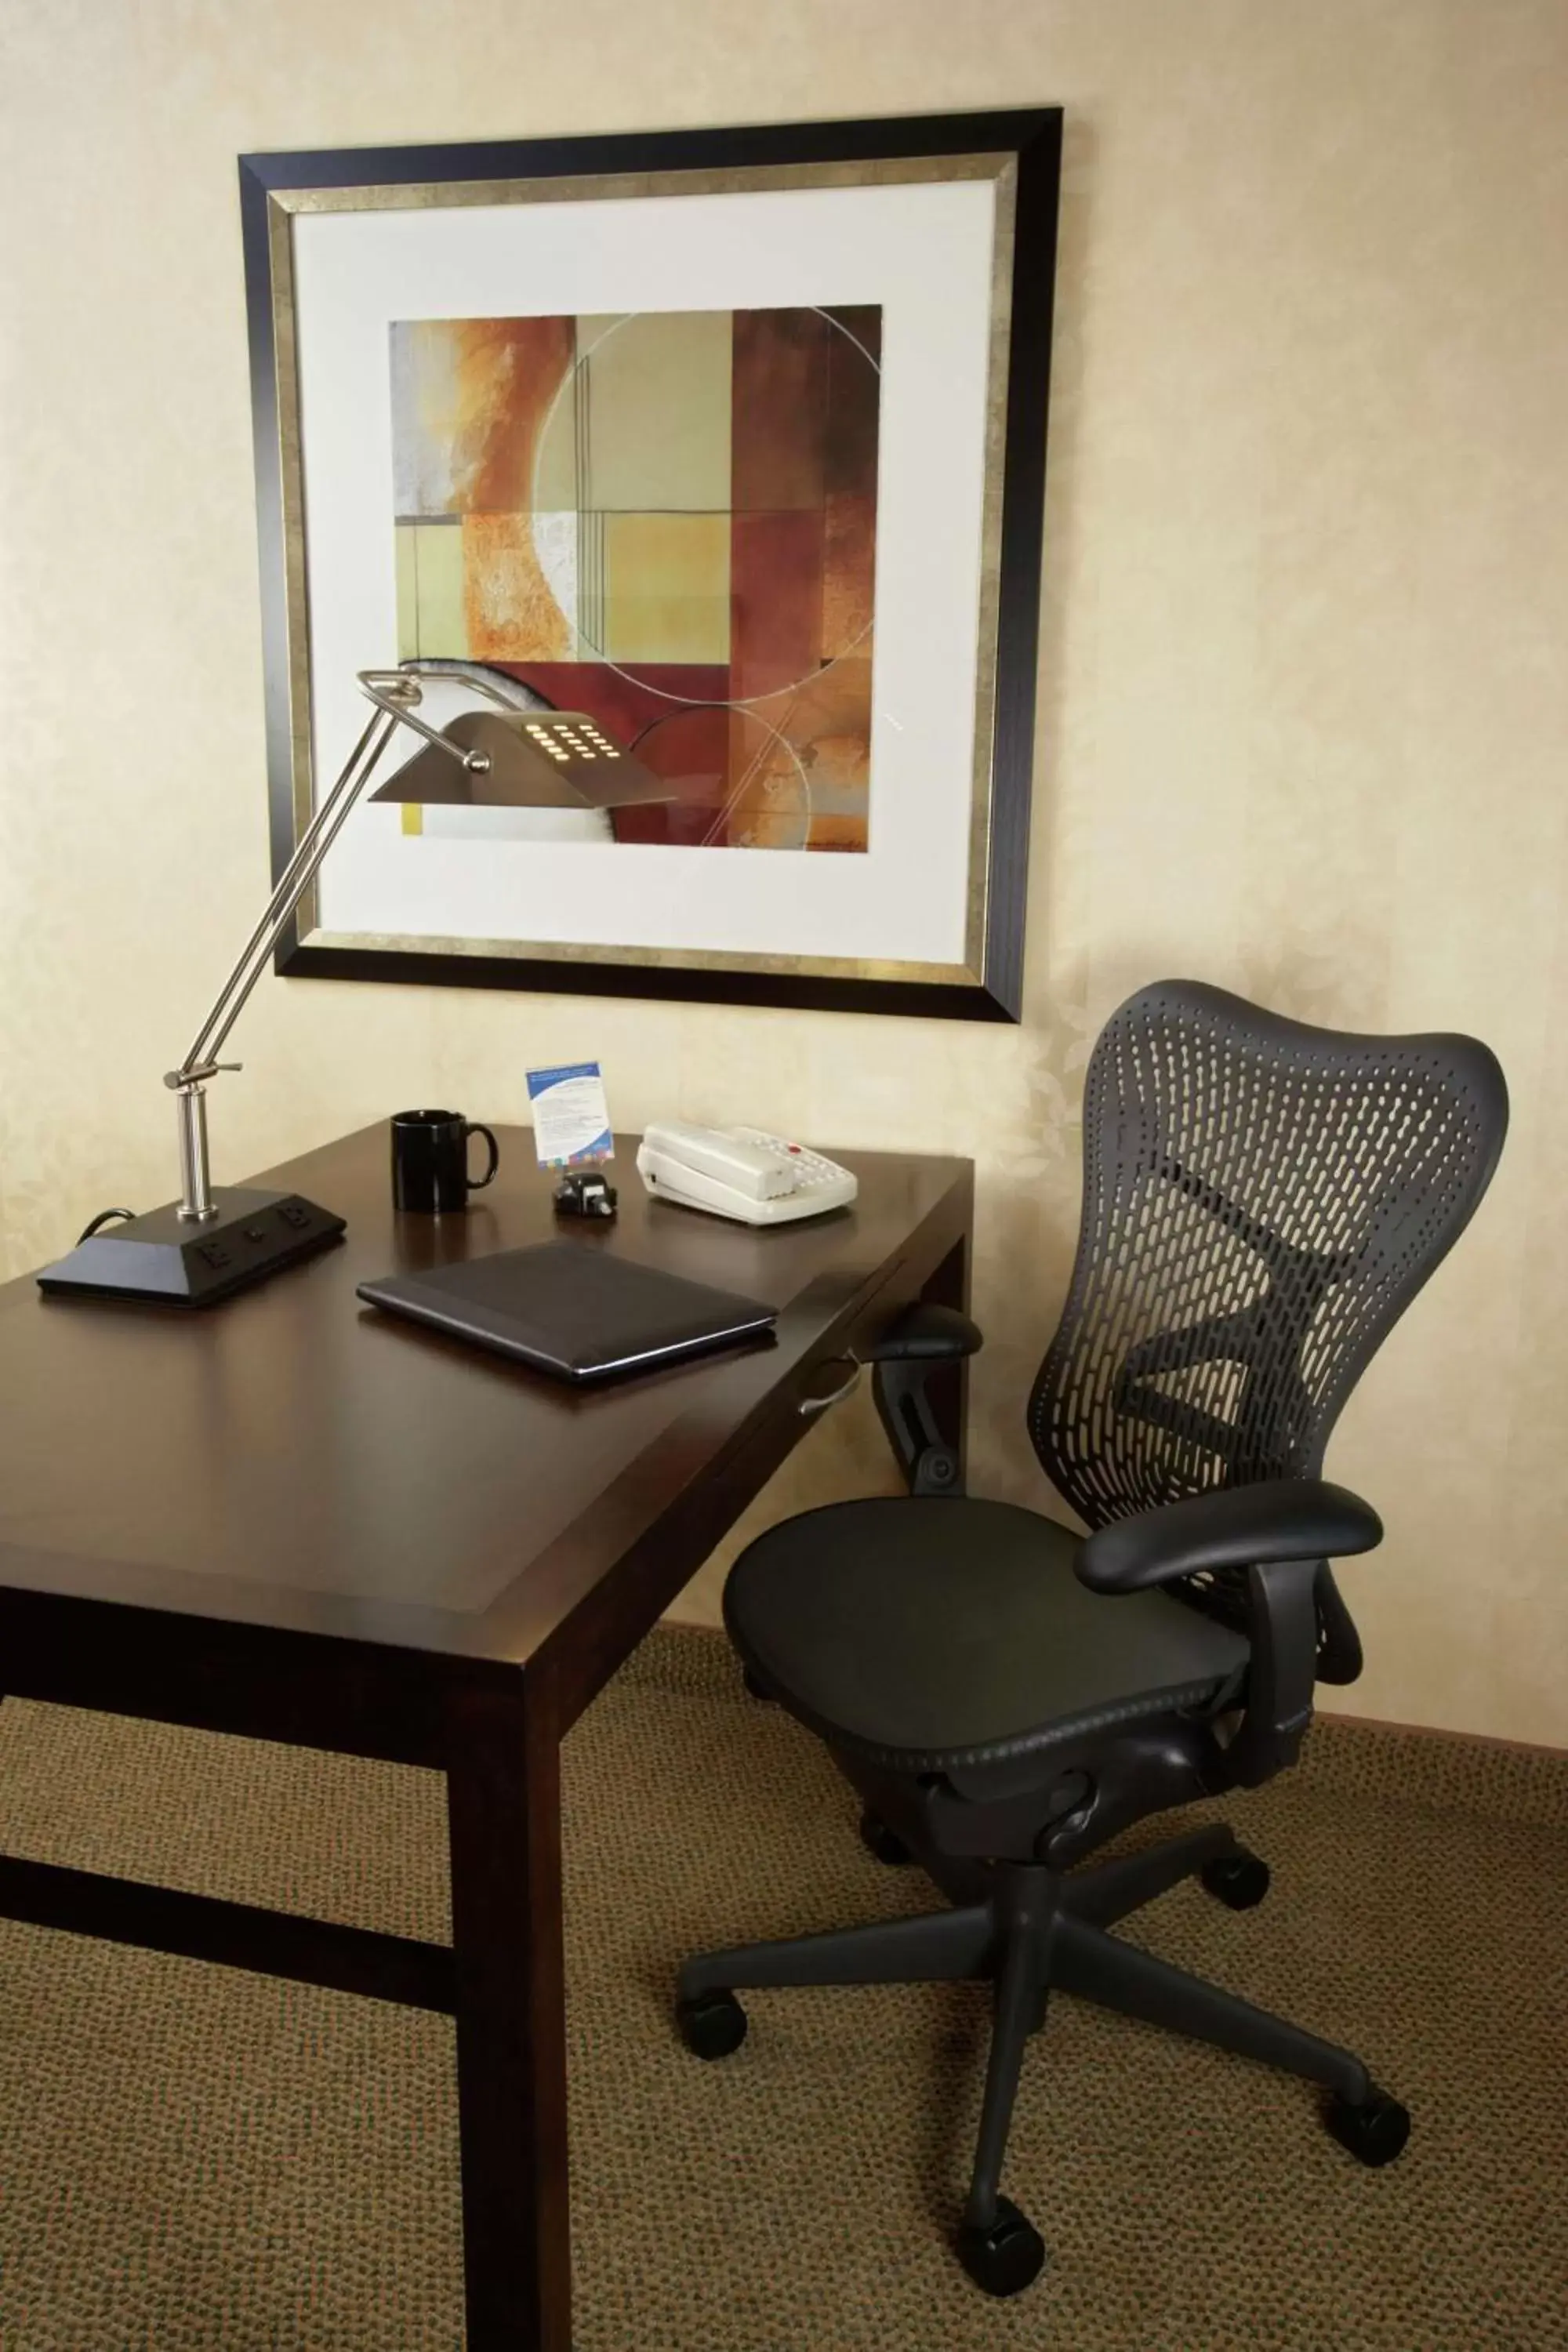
[[164, 662, 530, 1221], [179, 663, 505, 1080], [162, 702, 400, 1224], [356, 665, 533, 769], [177, 703, 398, 1080]]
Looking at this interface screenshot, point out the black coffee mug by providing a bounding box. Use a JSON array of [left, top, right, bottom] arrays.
[[390, 1109, 500, 1214]]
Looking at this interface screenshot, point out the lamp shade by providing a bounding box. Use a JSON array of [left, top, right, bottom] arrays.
[[367, 710, 677, 810]]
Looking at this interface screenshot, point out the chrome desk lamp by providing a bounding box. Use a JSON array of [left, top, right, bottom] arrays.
[[38, 662, 676, 1307]]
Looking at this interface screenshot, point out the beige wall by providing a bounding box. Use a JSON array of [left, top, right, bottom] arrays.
[[2, 0, 1565, 1744]]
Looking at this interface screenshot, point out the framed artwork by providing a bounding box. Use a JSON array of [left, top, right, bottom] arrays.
[[240, 109, 1062, 1021]]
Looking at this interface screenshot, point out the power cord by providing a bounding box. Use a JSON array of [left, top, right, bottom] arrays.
[[77, 1208, 136, 1243]]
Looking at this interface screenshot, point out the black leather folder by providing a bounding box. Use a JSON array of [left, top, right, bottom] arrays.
[[358, 1240, 776, 1384]]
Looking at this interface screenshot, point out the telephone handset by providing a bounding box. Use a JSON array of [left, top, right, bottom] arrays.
[[636, 1122, 858, 1225]]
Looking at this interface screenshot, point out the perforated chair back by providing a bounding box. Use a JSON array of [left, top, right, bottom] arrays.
[[1029, 981, 1508, 1676]]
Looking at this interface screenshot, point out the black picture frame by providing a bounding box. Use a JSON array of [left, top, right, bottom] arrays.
[[239, 108, 1062, 1022]]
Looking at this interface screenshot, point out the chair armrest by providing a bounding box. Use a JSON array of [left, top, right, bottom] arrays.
[[866, 1305, 982, 1496], [1076, 1479, 1382, 1596], [1080, 1479, 1382, 1788], [858, 1303, 984, 1362]]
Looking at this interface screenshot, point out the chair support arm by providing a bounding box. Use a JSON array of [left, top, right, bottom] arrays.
[[867, 1305, 982, 1497], [1223, 1557, 1323, 1785]]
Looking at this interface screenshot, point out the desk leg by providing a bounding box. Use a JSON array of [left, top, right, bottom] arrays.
[[920, 1231, 971, 1485], [447, 1683, 572, 2352]]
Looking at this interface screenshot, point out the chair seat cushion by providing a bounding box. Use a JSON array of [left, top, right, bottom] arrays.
[[724, 1497, 1251, 1773]]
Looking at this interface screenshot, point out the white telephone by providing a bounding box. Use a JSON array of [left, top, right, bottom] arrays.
[[636, 1122, 858, 1225]]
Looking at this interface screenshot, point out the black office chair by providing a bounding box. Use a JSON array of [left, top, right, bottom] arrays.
[[674, 979, 1508, 2296]]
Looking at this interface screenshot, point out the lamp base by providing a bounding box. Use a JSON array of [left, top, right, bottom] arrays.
[[36, 1189, 346, 1307]]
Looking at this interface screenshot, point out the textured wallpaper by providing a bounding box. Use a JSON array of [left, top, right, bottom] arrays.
[[1, 0, 1565, 1744]]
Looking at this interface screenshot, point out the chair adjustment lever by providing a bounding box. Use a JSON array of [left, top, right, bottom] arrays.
[[797, 1357, 862, 1417]]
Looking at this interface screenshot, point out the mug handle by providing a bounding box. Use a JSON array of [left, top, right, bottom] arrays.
[[465, 1123, 500, 1190]]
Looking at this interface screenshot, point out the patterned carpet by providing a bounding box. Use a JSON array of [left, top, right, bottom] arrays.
[[0, 1628, 1563, 2350]]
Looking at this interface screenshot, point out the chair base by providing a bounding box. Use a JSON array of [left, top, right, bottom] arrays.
[[676, 1821, 1406, 2294]]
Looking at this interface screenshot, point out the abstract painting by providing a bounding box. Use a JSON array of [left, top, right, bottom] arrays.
[[389, 306, 881, 852]]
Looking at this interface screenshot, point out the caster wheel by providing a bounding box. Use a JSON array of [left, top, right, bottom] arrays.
[[676, 1987, 748, 2061], [741, 1667, 773, 1701], [1201, 1849, 1271, 1910], [1325, 2086, 1410, 2168], [858, 1809, 912, 1867], [955, 2196, 1047, 2297]]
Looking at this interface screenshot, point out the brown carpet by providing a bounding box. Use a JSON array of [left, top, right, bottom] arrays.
[[0, 1628, 1563, 2351]]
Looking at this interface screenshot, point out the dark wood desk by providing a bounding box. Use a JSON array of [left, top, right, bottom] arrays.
[[0, 1124, 972, 2350]]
